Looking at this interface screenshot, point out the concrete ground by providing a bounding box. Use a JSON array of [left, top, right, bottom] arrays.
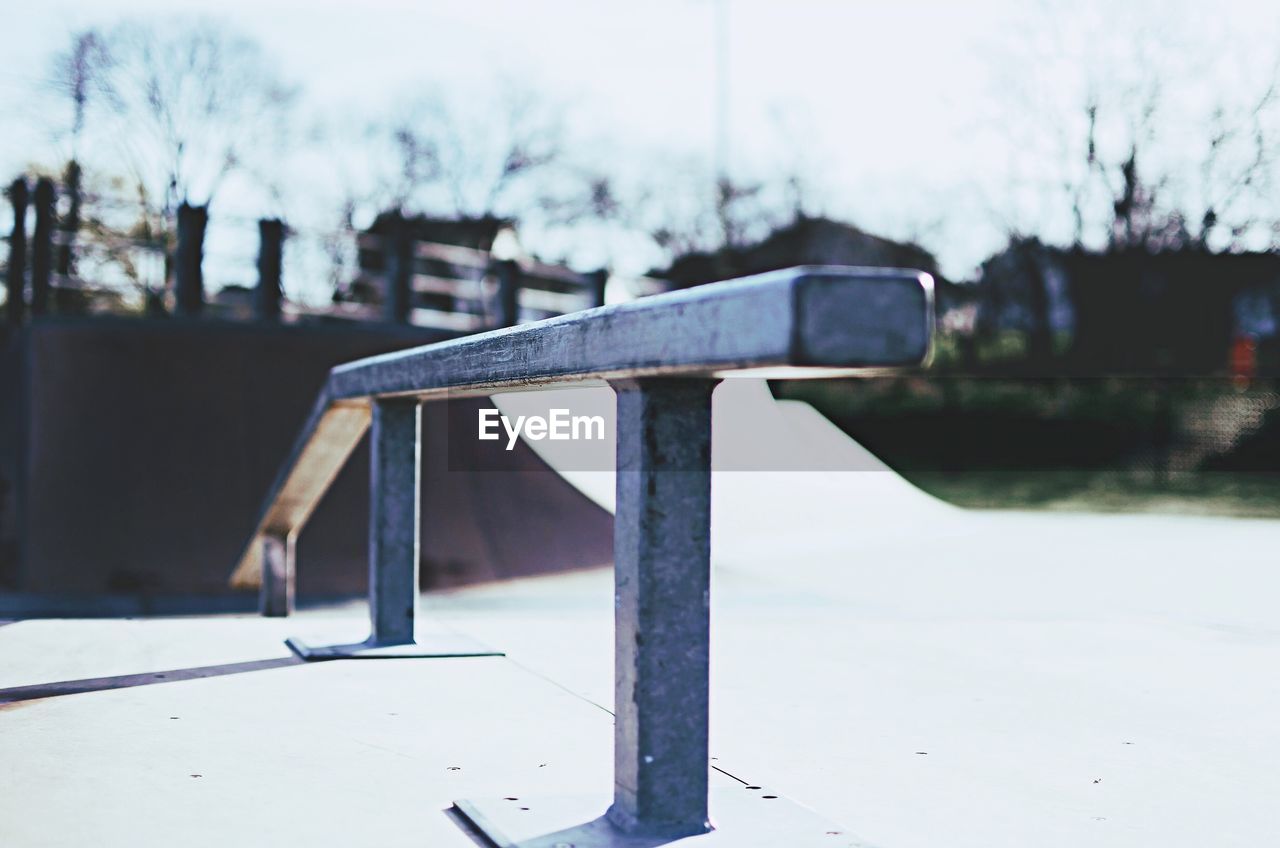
[[4, 382, 1278, 846], [4, 503, 1279, 847]]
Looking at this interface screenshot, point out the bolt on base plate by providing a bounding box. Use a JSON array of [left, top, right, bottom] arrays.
[[451, 789, 872, 847], [285, 634, 503, 660]]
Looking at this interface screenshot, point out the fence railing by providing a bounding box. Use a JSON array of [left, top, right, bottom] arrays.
[[6, 175, 662, 330], [351, 230, 614, 331], [228, 264, 934, 842]]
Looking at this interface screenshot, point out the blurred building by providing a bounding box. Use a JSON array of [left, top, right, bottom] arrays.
[[657, 215, 947, 289], [973, 243, 1280, 375]]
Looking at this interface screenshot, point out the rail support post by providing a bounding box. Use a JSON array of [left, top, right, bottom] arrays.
[[606, 377, 717, 839], [285, 398, 500, 660], [367, 397, 421, 645], [454, 377, 860, 845], [454, 378, 722, 845], [260, 532, 295, 617]]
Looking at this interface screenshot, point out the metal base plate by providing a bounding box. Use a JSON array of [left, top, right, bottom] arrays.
[[451, 789, 870, 847], [285, 634, 503, 660]]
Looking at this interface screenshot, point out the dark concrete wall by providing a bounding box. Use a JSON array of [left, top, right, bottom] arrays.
[[0, 327, 25, 586], [2, 318, 613, 600]]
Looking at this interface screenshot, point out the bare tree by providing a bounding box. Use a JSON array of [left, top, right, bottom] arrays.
[[379, 83, 580, 226], [601, 103, 821, 267], [46, 29, 115, 278], [1065, 75, 1276, 253], [26, 19, 298, 308], [1192, 76, 1279, 249], [372, 83, 816, 277], [97, 19, 298, 218], [992, 2, 1280, 254]]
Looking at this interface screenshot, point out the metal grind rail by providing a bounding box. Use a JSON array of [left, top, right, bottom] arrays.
[[229, 265, 934, 846]]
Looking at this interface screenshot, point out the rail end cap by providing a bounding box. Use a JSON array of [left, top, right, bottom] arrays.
[[789, 265, 935, 368]]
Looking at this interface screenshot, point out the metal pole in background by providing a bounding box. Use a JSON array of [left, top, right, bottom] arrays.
[[492, 259, 521, 328], [260, 532, 295, 617], [588, 268, 609, 309], [713, 0, 731, 212], [6, 178, 27, 325], [607, 377, 717, 839], [256, 218, 285, 322], [174, 203, 208, 317], [55, 161, 81, 282], [29, 178, 54, 317], [384, 212, 412, 324]]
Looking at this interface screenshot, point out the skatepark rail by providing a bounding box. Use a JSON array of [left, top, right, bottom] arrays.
[[227, 264, 934, 843]]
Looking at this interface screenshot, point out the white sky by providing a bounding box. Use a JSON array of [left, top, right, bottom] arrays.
[[3, 0, 1280, 293]]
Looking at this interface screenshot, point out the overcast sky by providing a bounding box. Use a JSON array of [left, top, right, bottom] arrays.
[[3, 0, 1280, 290]]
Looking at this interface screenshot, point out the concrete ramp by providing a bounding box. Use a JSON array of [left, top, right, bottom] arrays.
[[416, 398, 615, 589], [493, 378, 955, 567]]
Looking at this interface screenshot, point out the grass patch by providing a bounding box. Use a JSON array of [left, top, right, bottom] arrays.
[[911, 470, 1280, 519]]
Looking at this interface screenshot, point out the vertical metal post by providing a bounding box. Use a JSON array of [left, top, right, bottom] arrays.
[[368, 397, 421, 645], [174, 203, 207, 317], [55, 161, 81, 281], [255, 218, 285, 322], [6, 178, 27, 325], [384, 212, 412, 324], [30, 178, 54, 317], [493, 259, 521, 328], [283, 397, 497, 661], [607, 377, 717, 839], [260, 532, 295, 617], [588, 268, 609, 309]]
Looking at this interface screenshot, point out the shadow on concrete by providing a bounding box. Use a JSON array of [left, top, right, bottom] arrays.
[[0, 656, 304, 705], [442, 806, 493, 847], [508, 817, 673, 847], [449, 804, 678, 848]]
